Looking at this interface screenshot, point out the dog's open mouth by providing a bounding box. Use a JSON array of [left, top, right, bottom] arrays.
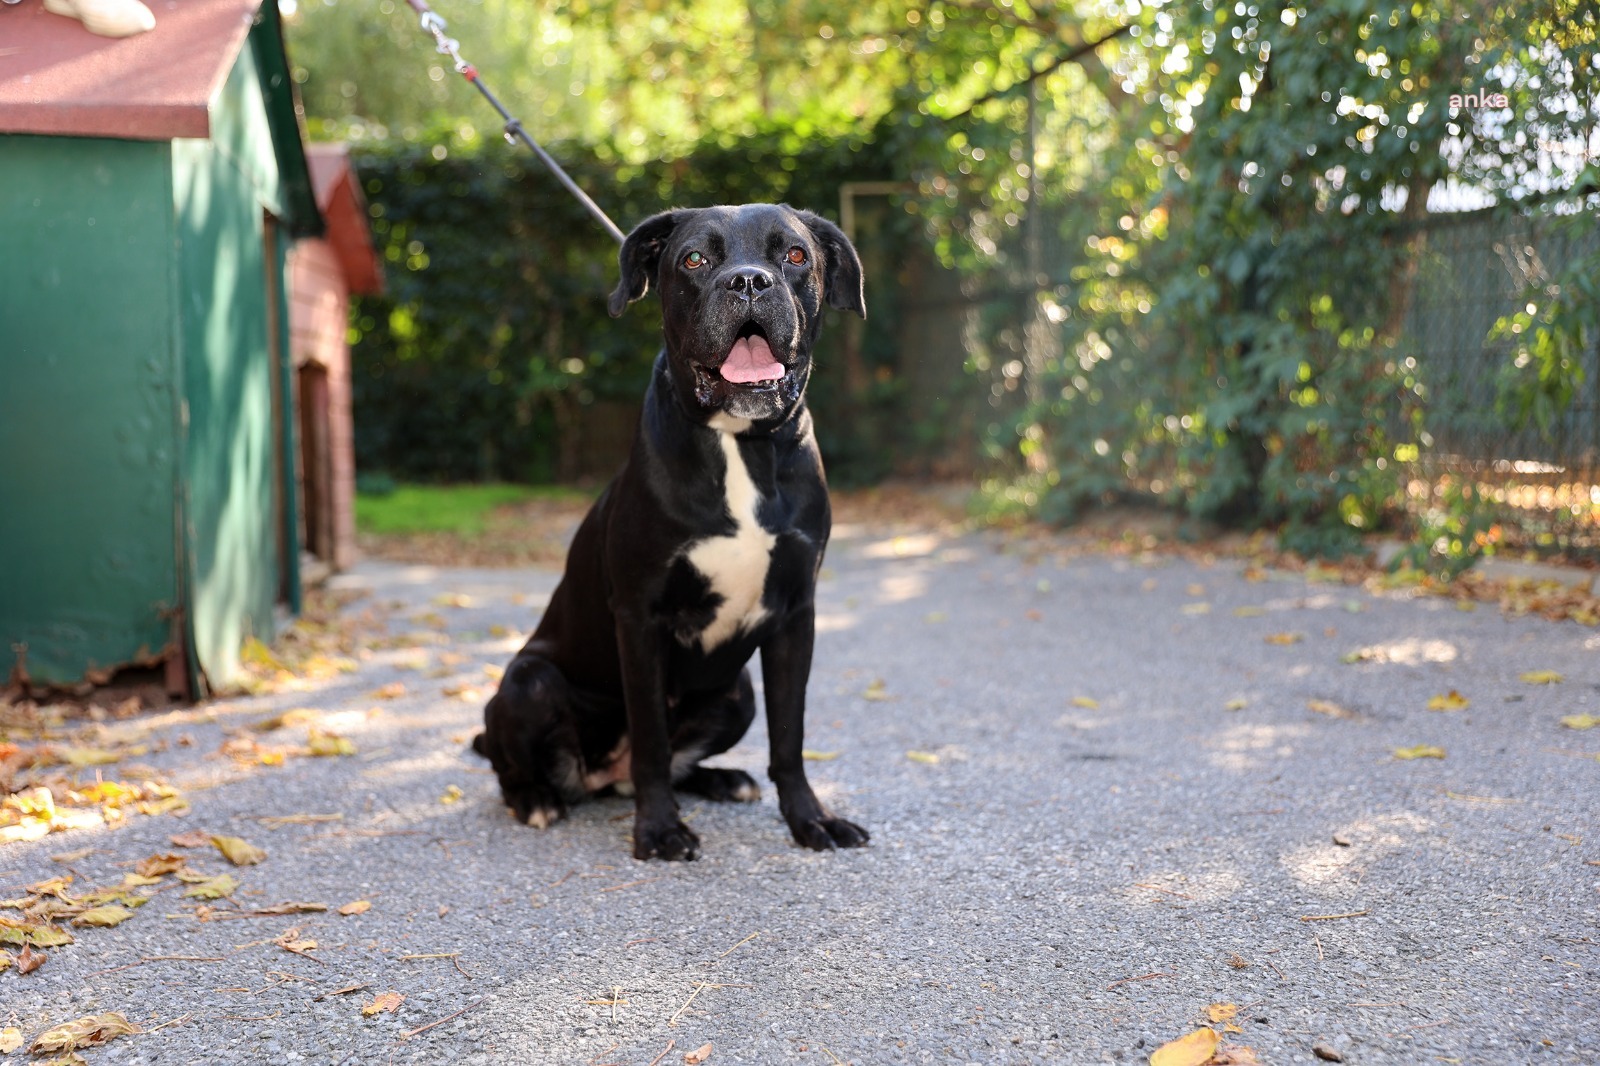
[[715, 323, 785, 386]]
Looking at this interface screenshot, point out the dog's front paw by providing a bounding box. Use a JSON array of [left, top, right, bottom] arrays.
[[498, 779, 567, 829], [633, 818, 701, 862], [790, 816, 870, 852]]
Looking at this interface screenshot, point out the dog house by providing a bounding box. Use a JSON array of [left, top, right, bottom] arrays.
[[0, 0, 323, 697], [290, 144, 385, 579]]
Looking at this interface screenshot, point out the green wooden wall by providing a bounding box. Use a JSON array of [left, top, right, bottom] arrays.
[[173, 30, 295, 693], [0, 136, 184, 687]]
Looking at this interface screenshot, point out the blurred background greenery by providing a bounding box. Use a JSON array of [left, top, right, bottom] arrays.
[[284, 0, 1599, 567]]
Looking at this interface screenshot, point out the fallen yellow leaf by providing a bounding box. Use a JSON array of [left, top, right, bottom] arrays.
[[182, 874, 238, 900], [1207, 1003, 1239, 1024], [362, 991, 405, 1016], [1393, 745, 1446, 760], [1264, 632, 1303, 645], [50, 847, 97, 863], [439, 784, 464, 804], [1231, 606, 1264, 617], [251, 708, 319, 732], [0, 953, 12, 975], [1180, 603, 1211, 616], [371, 682, 407, 700], [307, 730, 356, 757], [240, 636, 288, 671], [906, 750, 940, 765], [1224, 698, 1248, 711], [1427, 691, 1470, 711], [0, 1026, 21, 1053], [338, 899, 372, 916], [135, 853, 187, 878], [60, 747, 122, 768], [72, 905, 135, 928], [862, 679, 892, 701], [0, 917, 74, 948], [1307, 699, 1356, 720], [1520, 670, 1564, 684], [30, 1013, 140, 1054], [1071, 696, 1100, 709], [212, 835, 267, 866], [801, 750, 839, 761], [1149, 1026, 1219, 1066], [1560, 714, 1600, 730]]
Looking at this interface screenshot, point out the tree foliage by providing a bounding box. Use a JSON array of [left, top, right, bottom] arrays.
[[290, 0, 1599, 552]]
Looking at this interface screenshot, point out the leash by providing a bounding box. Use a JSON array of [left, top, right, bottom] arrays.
[[400, 0, 626, 246]]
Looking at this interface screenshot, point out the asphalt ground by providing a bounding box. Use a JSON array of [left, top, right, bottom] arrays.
[[2, 520, 1597, 1065]]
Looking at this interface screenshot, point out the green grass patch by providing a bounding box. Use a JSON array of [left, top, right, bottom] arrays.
[[355, 483, 583, 537]]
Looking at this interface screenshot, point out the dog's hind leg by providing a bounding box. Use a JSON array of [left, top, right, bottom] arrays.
[[476, 650, 585, 828], [672, 668, 761, 803]]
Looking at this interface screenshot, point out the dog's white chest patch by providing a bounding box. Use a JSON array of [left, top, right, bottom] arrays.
[[685, 419, 776, 651]]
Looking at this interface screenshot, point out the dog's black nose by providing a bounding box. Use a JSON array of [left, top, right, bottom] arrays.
[[724, 268, 774, 301]]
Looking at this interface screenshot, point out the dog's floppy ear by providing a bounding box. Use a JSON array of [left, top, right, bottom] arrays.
[[797, 210, 866, 319], [608, 210, 683, 318]]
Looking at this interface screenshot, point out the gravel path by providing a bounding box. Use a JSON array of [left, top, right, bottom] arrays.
[[3, 522, 1597, 1064]]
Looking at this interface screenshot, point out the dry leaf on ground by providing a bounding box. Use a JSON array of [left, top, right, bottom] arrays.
[[362, 991, 405, 1016], [1307, 699, 1357, 720], [212, 835, 266, 866], [439, 785, 464, 804], [30, 1013, 140, 1054], [17, 943, 46, 974], [1207, 1003, 1239, 1024], [1520, 670, 1564, 684], [1427, 691, 1470, 711], [169, 830, 212, 848], [307, 730, 356, 757], [0, 1027, 22, 1053], [1264, 632, 1303, 645], [1211, 1047, 1261, 1065], [1149, 1027, 1220, 1066], [862, 679, 892, 701], [801, 750, 839, 761], [71, 905, 135, 928], [684, 1043, 714, 1064], [1072, 696, 1100, 709], [183, 875, 238, 900], [906, 751, 940, 765], [1559, 714, 1599, 730], [1394, 745, 1446, 760], [339, 900, 372, 916], [135, 853, 187, 877], [0, 917, 74, 948]]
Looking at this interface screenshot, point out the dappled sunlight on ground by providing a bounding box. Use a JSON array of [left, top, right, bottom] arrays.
[[1203, 722, 1315, 774], [1282, 812, 1437, 890]]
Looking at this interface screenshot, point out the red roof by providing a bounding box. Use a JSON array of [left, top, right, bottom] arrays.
[[0, 0, 260, 140], [305, 143, 385, 296]]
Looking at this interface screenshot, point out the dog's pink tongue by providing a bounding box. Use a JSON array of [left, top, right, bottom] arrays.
[[720, 336, 784, 384]]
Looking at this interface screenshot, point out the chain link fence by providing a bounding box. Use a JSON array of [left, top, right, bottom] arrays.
[[1401, 203, 1600, 559]]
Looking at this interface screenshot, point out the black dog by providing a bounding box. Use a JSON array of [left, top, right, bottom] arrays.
[[473, 204, 869, 861]]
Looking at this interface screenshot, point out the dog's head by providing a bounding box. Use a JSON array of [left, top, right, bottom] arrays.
[[607, 204, 865, 424]]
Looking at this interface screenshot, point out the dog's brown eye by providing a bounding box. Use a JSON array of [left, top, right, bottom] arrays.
[[786, 247, 807, 266], [683, 251, 706, 269]]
